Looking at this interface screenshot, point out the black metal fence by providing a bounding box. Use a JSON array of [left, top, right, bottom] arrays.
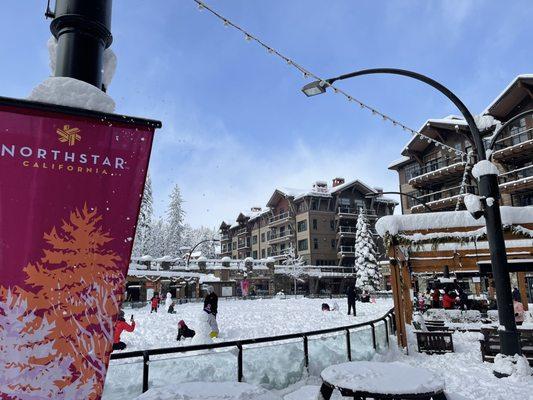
[[109, 308, 396, 393]]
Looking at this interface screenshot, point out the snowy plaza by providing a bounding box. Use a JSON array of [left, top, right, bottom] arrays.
[[1, 1, 533, 400]]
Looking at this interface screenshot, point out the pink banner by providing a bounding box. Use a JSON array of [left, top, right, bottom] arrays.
[[0, 102, 156, 399]]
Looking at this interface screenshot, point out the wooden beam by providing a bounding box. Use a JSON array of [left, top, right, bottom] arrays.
[[517, 272, 529, 311], [401, 261, 413, 325], [390, 259, 407, 349]]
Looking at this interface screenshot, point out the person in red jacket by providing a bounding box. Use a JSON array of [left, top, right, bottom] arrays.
[[442, 291, 456, 310], [150, 293, 160, 313], [113, 311, 135, 351]]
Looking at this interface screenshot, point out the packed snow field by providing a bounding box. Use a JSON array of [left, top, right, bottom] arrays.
[[118, 297, 393, 351], [103, 297, 392, 399]]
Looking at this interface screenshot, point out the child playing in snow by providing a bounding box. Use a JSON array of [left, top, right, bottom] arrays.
[[176, 320, 196, 341], [150, 294, 159, 313], [113, 311, 135, 351]]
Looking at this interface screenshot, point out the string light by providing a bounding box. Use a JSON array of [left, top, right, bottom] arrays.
[[191, 0, 467, 157]]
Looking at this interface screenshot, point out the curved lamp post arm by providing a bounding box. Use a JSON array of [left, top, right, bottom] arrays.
[[366, 191, 433, 213], [186, 238, 220, 267], [326, 68, 485, 160], [487, 108, 533, 151]]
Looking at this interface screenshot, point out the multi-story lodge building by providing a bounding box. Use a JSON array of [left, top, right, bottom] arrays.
[[219, 178, 397, 266], [389, 74, 533, 214]]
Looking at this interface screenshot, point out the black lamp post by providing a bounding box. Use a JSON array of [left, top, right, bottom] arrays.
[[49, 0, 113, 90], [303, 68, 521, 357], [184, 239, 220, 300], [365, 191, 433, 213]]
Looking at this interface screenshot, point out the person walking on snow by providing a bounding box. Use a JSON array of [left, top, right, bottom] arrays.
[[346, 285, 356, 316], [113, 311, 135, 351], [513, 291, 525, 325]]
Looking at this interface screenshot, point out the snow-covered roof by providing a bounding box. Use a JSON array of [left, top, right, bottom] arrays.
[[199, 274, 221, 283], [485, 74, 533, 114], [376, 206, 533, 236], [139, 255, 154, 261], [388, 156, 412, 170], [154, 255, 173, 262], [127, 268, 203, 279]]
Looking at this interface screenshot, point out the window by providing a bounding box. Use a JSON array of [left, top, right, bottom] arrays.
[[331, 239, 336, 249], [252, 235, 258, 245], [261, 249, 266, 258], [404, 163, 420, 181], [280, 244, 286, 252], [232, 242, 236, 250], [311, 200, 317, 210], [330, 219, 334, 230], [261, 232, 266, 242], [339, 197, 350, 206], [252, 250, 258, 259], [267, 231, 271, 240], [297, 220, 307, 232], [312, 219, 318, 230], [298, 239, 308, 251], [313, 238, 319, 249]]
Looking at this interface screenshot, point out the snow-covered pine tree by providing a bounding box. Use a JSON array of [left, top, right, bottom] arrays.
[[165, 184, 185, 256], [282, 245, 306, 295], [354, 208, 381, 292], [148, 218, 167, 258], [133, 174, 153, 256]]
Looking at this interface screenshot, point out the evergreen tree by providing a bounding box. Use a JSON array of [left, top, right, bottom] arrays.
[[354, 209, 381, 292], [165, 184, 185, 256], [133, 174, 153, 256], [149, 218, 167, 258]]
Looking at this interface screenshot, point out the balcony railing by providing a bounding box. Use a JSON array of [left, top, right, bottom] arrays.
[[409, 157, 463, 179], [499, 165, 533, 184], [268, 231, 293, 242], [268, 212, 291, 225], [337, 207, 376, 217], [237, 227, 248, 236], [237, 241, 250, 249], [408, 185, 479, 212], [338, 246, 355, 254], [220, 234, 230, 241], [494, 127, 533, 151], [338, 226, 357, 234]]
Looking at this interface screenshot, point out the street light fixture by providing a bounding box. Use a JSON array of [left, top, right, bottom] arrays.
[[186, 238, 220, 269], [302, 68, 522, 359], [301, 80, 328, 97]]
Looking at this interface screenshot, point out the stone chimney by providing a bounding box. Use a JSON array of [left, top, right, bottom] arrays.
[[332, 177, 345, 187]]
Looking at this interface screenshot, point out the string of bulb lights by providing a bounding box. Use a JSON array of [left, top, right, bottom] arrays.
[[192, 0, 468, 157]]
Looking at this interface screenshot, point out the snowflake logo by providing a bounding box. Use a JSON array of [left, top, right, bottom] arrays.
[[57, 125, 81, 146]]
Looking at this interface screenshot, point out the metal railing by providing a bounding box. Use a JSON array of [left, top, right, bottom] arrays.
[[338, 245, 355, 254], [109, 308, 395, 393], [237, 240, 250, 249], [498, 164, 533, 184], [409, 157, 463, 179], [494, 126, 533, 151], [268, 212, 291, 224], [338, 226, 357, 234], [410, 184, 478, 207], [268, 231, 293, 241], [337, 206, 376, 216]]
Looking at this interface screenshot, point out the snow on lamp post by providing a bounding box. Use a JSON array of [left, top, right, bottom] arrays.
[[302, 68, 522, 360]]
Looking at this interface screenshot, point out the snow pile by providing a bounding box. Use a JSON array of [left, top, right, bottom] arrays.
[[47, 36, 57, 76], [472, 160, 500, 180], [28, 77, 116, 113], [191, 311, 215, 345], [321, 361, 445, 395], [375, 206, 533, 236], [102, 48, 117, 89], [493, 354, 532, 378], [463, 194, 483, 215], [134, 381, 282, 400], [354, 210, 380, 292]]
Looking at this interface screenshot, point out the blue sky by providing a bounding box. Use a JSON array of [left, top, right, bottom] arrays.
[[1, 1, 531, 228]]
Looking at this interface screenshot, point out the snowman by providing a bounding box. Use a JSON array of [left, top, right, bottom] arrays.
[[165, 292, 173, 312]]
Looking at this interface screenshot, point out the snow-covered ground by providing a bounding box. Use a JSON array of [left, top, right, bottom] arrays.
[[273, 330, 533, 400], [117, 297, 393, 351], [103, 297, 392, 399]]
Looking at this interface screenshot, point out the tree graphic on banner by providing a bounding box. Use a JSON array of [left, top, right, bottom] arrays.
[[354, 208, 381, 292], [0, 205, 124, 399]]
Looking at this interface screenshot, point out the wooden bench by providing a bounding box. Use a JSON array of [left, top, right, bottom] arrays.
[[479, 328, 533, 366], [416, 331, 454, 354], [413, 319, 454, 354]]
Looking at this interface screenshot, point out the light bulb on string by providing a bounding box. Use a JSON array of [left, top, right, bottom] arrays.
[[244, 34, 252, 42], [197, 2, 205, 10], [267, 48, 274, 54], [223, 19, 229, 27]]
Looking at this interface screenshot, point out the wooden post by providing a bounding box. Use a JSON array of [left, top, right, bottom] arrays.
[[401, 261, 413, 325], [389, 257, 407, 349], [517, 272, 529, 311]]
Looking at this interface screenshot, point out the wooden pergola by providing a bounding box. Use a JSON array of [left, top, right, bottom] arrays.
[[376, 206, 533, 348]]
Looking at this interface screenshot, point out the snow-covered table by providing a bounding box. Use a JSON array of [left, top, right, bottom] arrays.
[[134, 381, 282, 400], [319, 361, 447, 399]]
